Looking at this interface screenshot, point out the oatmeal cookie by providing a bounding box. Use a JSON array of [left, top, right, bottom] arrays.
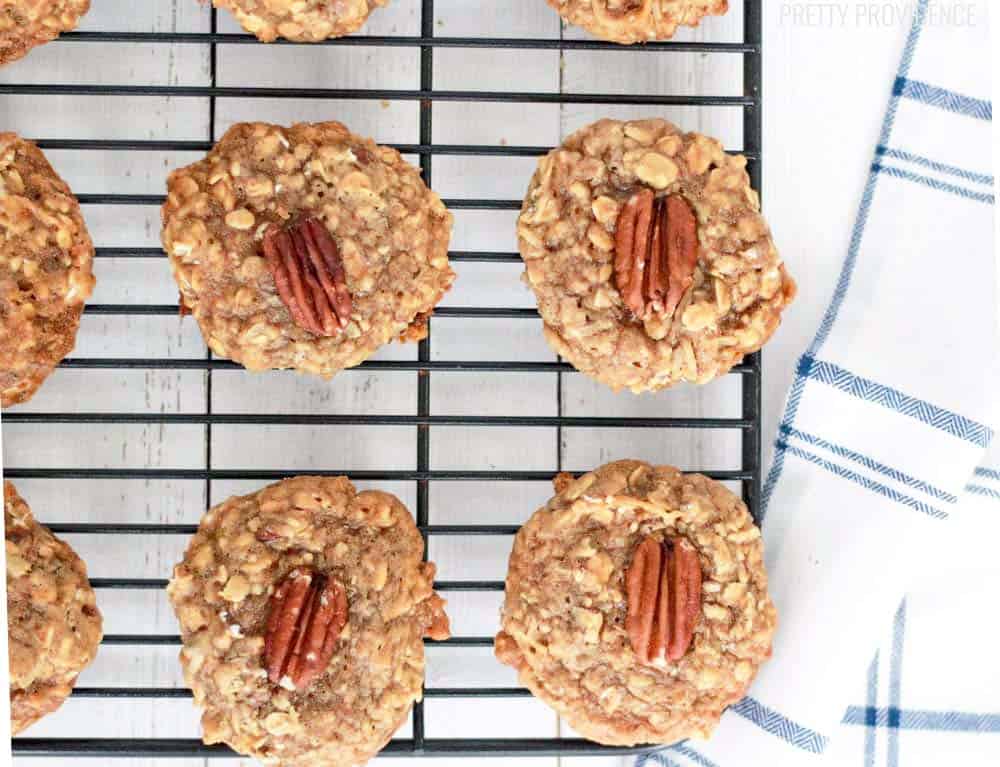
[[547, 0, 728, 44], [518, 119, 794, 393], [214, 0, 389, 43], [0, 0, 89, 66], [162, 121, 454, 377], [1, 133, 96, 407], [6, 481, 103, 735], [496, 460, 776, 746], [167, 476, 451, 767]]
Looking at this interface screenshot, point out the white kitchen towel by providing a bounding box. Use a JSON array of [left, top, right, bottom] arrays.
[[821, 448, 1000, 767], [639, 1, 996, 765]]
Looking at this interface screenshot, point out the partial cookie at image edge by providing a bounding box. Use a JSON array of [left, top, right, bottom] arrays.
[[0, 0, 91, 66], [1, 132, 96, 407], [213, 0, 389, 42], [5, 481, 103, 736], [546, 0, 729, 44]]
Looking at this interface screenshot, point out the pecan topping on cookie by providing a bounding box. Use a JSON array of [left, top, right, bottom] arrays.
[[614, 191, 699, 321], [261, 217, 353, 337], [264, 567, 348, 690], [625, 535, 702, 664]]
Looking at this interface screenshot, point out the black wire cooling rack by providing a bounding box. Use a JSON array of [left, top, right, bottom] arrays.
[[4, 0, 763, 760]]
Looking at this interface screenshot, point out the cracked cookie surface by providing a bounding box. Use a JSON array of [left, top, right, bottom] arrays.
[[167, 476, 450, 767], [547, 0, 728, 44], [0, 0, 89, 66], [214, 0, 389, 42], [6, 481, 103, 735], [495, 460, 776, 746], [1, 133, 95, 407], [162, 121, 454, 377], [518, 119, 795, 393]]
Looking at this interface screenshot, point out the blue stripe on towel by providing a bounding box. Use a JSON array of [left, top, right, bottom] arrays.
[[642, 744, 724, 767], [640, 706, 832, 763], [873, 163, 996, 205], [799, 356, 994, 448], [637, 753, 683, 767], [781, 426, 958, 503], [894, 77, 993, 121], [876, 146, 994, 186], [974, 467, 1000, 480], [843, 707, 1000, 733], [779, 442, 948, 519], [728, 696, 829, 753], [966, 484, 1000, 500], [888, 602, 907, 767], [761, 366, 810, 516], [864, 653, 879, 767], [670, 744, 722, 767]]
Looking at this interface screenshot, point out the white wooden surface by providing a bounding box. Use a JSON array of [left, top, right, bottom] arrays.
[[0, 1, 782, 766]]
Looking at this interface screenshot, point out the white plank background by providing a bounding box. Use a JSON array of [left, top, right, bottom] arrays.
[[0, 1, 784, 766]]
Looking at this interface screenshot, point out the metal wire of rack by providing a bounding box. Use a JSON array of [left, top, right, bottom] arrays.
[[4, 0, 763, 760]]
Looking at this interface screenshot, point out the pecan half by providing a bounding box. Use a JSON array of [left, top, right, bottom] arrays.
[[625, 535, 702, 665], [261, 217, 353, 337], [263, 567, 348, 690], [614, 191, 699, 321]]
